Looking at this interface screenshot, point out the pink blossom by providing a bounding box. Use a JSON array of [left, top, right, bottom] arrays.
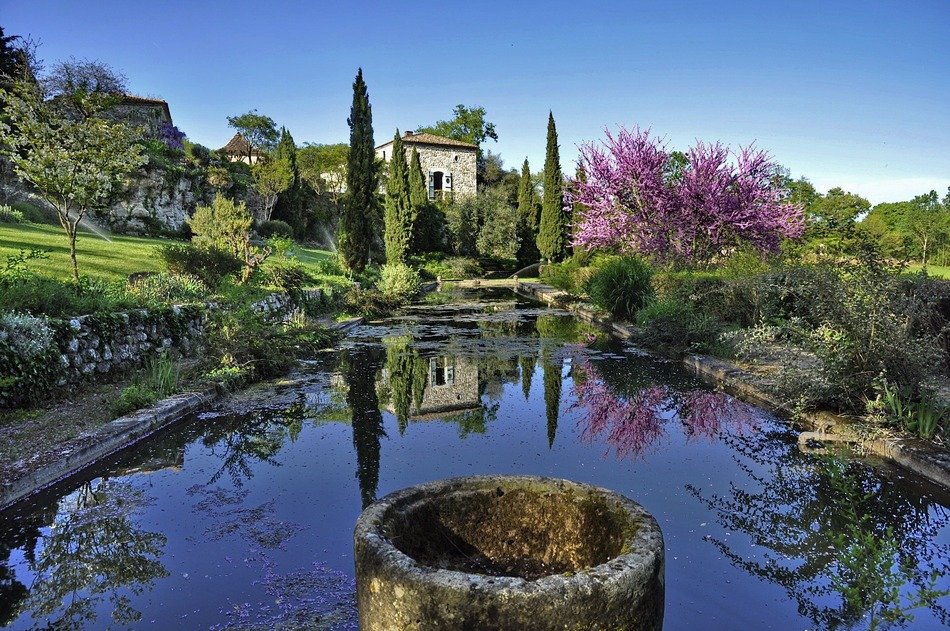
[[570, 127, 804, 263]]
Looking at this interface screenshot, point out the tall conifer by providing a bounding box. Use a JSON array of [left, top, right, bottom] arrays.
[[538, 111, 567, 262], [339, 68, 379, 272], [384, 130, 412, 263], [516, 158, 541, 267], [272, 126, 304, 235]]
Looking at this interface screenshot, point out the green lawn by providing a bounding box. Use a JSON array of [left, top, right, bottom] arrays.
[[0, 222, 336, 281], [908, 264, 950, 279]]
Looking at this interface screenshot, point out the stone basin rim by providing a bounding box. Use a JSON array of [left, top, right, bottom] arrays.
[[354, 474, 664, 588]]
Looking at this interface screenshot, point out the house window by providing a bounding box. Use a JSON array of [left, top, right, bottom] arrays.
[[382, 151, 386, 160], [428, 171, 453, 201], [429, 357, 455, 386]]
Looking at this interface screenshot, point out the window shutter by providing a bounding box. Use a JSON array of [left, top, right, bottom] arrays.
[[443, 172, 453, 191], [428, 171, 435, 200]]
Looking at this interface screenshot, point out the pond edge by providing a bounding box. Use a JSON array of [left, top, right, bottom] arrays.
[[0, 316, 366, 513], [515, 280, 950, 491]]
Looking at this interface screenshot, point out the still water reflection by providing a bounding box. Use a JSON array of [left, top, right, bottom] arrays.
[[0, 288, 947, 629]]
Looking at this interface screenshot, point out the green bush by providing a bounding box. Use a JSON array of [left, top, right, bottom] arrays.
[[159, 243, 243, 288], [258, 219, 294, 239], [0, 311, 62, 406], [754, 259, 944, 412], [127, 272, 208, 306], [0, 204, 25, 223], [343, 286, 401, 318], [540, 257, 594, 294], [377, 262, 421, 302], [0, 275, 138, 317], [636, 298, 722, 356], [11, 201, 57, 224], [264, 260, 308, 295], [584, 256, 654, 320], [412, 253, 482, 280], [112, 383, 158, 417], [652, 270, 757, 327]]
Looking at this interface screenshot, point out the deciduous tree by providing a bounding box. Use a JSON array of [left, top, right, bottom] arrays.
[[226, 110, 278, 163], [0, 81, 145, 283], [572, 126, 804, 265]]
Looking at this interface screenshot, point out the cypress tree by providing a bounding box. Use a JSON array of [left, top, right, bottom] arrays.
[[516, 158, 541, 267], [272, 126, 304, 235], [520, 352, 536, 401], [538, 111, 567, 262], [384, 130, 412, 263], [339, 68, 379, 272]]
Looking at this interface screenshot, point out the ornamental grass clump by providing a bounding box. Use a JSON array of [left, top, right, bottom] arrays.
[[584, 256, 653, 321]]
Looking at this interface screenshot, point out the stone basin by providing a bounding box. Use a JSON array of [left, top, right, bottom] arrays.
[[354, 475, 664, 630]]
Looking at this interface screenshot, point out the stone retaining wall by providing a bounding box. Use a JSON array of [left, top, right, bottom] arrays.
[[57, 306, 206, 386]]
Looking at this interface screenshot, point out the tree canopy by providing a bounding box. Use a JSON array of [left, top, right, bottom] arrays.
[[227, 110, 278, 162], [0, 80, 145, 282], [417, 104, 498, 149]]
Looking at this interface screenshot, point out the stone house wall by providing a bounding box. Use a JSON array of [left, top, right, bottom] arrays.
[[376, 143, 478, 199]]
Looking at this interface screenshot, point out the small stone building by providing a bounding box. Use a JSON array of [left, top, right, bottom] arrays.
[[375, 131, 477, 200], [107, 95, 173, 137]]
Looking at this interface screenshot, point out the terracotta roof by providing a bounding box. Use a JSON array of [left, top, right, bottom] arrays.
[[220, 133, 264, 156], [120, 94, 171, 121], [376, 131, 477, 151]]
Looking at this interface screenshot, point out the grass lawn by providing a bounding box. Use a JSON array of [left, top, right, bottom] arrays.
[[908, 264, 950, 279], [0, 222, 336, 281]]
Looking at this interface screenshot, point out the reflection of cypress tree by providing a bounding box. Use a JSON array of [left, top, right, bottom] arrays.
[[519, 353, 536, 400], [542, 349, 562, 448], [343, 347, 386, 508], [384, 336, 429, 434], [0, 546, 27, 626]]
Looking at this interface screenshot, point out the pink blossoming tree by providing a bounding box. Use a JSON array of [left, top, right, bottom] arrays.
[[570, 127, 804, 264]]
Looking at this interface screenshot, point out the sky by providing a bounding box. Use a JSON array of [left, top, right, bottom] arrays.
[[2, 0, 948, 204]]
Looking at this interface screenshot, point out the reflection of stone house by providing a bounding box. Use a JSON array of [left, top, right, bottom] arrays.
[[414, 356, 480, 417], [108, 94, 173, 137], [375, 131, 477, 200], [220, 133, 265, 164]]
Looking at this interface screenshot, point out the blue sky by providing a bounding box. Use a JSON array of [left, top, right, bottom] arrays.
[[3, 0, 948, 204]]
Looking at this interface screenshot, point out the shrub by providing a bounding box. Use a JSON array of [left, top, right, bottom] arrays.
[[0, 311, 61, 406], [652, 270, 757, 327], [377, 262, 421, 302], [189, 194, 270, 282], [11, 201, 57, 224], [264, 260, 308, 295], [539, 257, 593, 294], [412, 253, 482, 280], [757, 258, 944, 412], [0, 204, 25, 223], [0, 275, 137, 317], [159, 243, 243, 288], [258, 219, 294, 239], [343, 286, 401, 318], [112, 383, 158, 417], [584, 256, 654, 320], [127, 272, 209, 305], [636, 298, 722, 356], [311, 257, 346, 277]]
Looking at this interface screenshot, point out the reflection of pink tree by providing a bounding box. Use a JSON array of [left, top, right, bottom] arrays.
[[572, 362, 668, 458], [679, 391, 759, 440], [572, 361, 759, 458]]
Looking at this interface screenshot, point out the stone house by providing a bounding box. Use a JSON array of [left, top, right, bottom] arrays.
[[375, 131, 477, 200], [107, 94, 173, 137]]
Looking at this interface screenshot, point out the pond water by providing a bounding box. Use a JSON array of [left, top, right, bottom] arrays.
[[1, 288, 948, 630]]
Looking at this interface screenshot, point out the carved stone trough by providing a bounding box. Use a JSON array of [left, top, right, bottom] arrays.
[[354, 475, 664, 630]]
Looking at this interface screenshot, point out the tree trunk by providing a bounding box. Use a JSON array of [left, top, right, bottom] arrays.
[[68, 221, 80, 284]]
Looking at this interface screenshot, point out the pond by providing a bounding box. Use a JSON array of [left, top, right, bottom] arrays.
[[1, 288, 948, 630]]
